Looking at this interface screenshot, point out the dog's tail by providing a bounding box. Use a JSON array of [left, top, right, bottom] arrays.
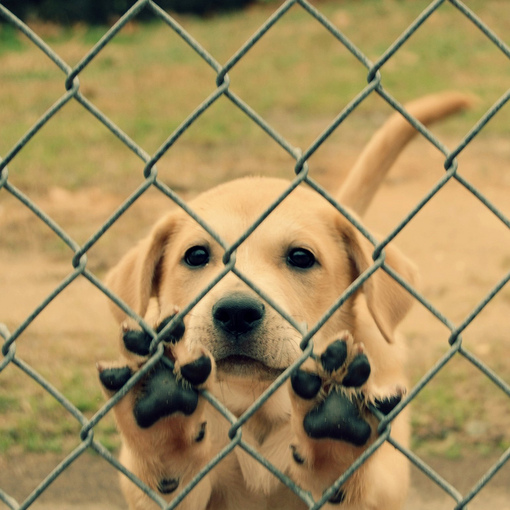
[[337, 91, 474, 216]]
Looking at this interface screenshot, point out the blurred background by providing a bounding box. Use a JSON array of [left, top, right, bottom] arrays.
[[0, 1, 509, 508]]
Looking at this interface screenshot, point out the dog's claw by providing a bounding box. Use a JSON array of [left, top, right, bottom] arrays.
[[180, 356, 212, 386], [328, 487, 346, 504], [98, 366, 132, 392], [374, 393, 403, 415], [134, 362, 199, 428], [303, 391, 371, 446], [290, 444, 306, 465], [157, 477, 179, 494], [195, 422, 207, 443]]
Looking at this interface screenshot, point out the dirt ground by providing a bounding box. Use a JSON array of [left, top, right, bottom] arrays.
[[1, 133, 509, 508], [1, 450, 509, 510]]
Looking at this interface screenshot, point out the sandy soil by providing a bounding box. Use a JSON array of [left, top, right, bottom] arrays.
[[1, 450, 509, 509]]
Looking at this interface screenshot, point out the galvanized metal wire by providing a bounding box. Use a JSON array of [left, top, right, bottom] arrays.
[[0, 1, 509, 509]]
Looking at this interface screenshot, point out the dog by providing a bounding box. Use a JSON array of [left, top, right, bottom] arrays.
[[98, 92, 471, 510]]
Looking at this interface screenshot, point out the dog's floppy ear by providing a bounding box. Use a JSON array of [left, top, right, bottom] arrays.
[[106, 214, 178, 323], [341, 220, 417, 343]]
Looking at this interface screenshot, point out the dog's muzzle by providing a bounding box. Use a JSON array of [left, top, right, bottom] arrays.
[[210, 292, 283, 379]]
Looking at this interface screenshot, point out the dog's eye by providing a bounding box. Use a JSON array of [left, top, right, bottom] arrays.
[[287, 248, 316, 269], [184, 246, 209, 267]]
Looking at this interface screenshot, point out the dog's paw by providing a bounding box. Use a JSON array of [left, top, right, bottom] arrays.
[[132, 356, 211, 429], [290, 331, 402, 447], [288, 332, 405, 503], [98, 312, 213, 429]]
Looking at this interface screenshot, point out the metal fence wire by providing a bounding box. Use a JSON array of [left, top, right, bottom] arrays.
[[0, 0, 509, 509]]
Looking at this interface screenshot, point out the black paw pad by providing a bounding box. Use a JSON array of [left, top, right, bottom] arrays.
[[99, 366, 132, 392], [320, 340, 348, 373], [303, 391, 371, 446], [374, 394, 402, 415], [342, 353, 370, 388], [180, 356, 212, 386], [328, 487, 346, 504], [158, 477, 179, 494], [157, 315, 186, 344], [134, 363, 198, 428], [123, 330, 152, 356], [291, 369, 322, 400]]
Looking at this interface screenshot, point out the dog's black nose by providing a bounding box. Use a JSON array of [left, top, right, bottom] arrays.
[[212, 293, 265, 336]]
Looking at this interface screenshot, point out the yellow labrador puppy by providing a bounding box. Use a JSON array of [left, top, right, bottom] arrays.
[[99, 93, 471, 510]]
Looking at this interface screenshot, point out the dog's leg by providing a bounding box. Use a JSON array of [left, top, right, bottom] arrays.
[[288, 331, 407, 509], [98, 314, 214, 510]]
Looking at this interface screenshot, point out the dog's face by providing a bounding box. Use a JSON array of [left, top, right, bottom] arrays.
[[107, 177, 415, 402], [99, 93, 470, 510], [162, 179, 356, 383]]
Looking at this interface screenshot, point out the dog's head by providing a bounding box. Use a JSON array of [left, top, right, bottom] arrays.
[[107, 177, 415, 398]]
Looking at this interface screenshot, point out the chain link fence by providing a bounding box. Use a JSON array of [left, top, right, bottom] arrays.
[[0, 0, 509, 509]]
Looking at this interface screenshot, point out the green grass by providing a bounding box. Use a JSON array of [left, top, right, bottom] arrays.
[[410, 353, 510, 458], [0, 364, 119, 455], [0, 23, 26, 54], [0, 0, 508, 195]]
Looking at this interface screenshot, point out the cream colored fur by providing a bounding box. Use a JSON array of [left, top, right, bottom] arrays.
[[101, 92, 471, 509]]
